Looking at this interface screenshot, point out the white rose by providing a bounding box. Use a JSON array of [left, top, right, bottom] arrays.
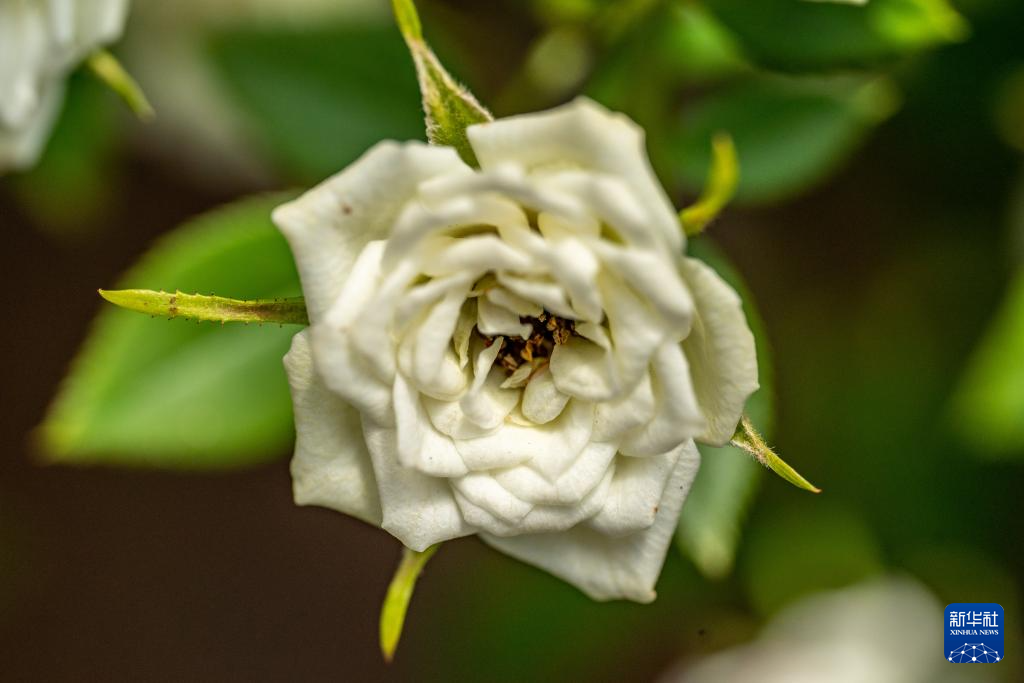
[[274, 98, 758, 602], [0, 0, 130, 172]]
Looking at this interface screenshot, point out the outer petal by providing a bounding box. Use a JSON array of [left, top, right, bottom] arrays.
[[588, 446, 682, 536], [480, 441, 700, 603], [466, 97, 682, 252], [273, 141, 469, 322], [619, 343, 705, 457], [309, 241, 394, 425], [392, 373, 468, 478], [284, 331, 381, 526], [361, 420, 476, 551], [680, 257, 759, 446]]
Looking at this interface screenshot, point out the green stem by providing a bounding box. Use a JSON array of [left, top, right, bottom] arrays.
[[98, 289, 308, 325]]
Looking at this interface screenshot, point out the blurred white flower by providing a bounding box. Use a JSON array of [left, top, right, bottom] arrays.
[[663, 578, 999, 683], [0, 0, 129, 171], [274, 98, 758, 602]]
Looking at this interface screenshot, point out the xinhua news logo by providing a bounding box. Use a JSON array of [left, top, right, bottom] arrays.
[[945, 603, 1003, 663]]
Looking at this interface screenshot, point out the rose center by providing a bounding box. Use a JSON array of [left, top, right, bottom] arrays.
[[480, 311, 576, 375]]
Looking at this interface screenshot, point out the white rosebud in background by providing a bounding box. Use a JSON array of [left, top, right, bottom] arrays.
[[274, 98, 758, 602], [0, 0, 130, 172]]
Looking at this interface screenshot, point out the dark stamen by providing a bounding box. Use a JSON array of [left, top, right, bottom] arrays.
[[481, 311, 577, 375]]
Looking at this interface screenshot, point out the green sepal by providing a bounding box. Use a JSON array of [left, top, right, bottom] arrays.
[[391, 0, 492, 165], [380, 544, 439, 663], [731, 415, 821, 493], [86, 50, 154, 120], [680, 132, 739, 236], [98, 289, 308, 326]]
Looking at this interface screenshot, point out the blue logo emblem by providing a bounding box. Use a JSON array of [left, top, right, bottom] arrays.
[[945, 603, 1003, 663]]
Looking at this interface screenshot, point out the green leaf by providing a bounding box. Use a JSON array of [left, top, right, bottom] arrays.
[[951, 269, 1024, 458], [391, 0, 492, 166], [680, 132, 739, 236], [39, 194, 302, 469], [207, 23, 426, 181], [705, 0, 968, 73], [99, 289, 308, 326], [677, 240, 775, 579], [380, 544, 439, 663], [672, 76, 899, 203]]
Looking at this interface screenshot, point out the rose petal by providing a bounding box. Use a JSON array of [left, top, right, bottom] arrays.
[[274, 141, 467, 322], [459, 339, 520, 429], [466, 97, 682, 252], [452, 301, 476, 369], [495, 272, 577, 320], [680, 257, 759, 446], [455, 467, 613, 536], [620, 343, 705, 457], [420, 234, 532, 278], [601, 270, 671, 393], [284, 330, 382, 525], [521, 364, 570, 425], [417, 162, 590, 227], [549, 335, 618, 401], [493, 441, 617, 505], [310, 241, 394, 425], [451, 473, 533, 524], [485, 286, 543, 318], [361, 420, 476, 551], [477, 296, 532, 338], [588, 445, 683, 536], [592, 240, 693, 335], [401, 284, 472, 400], [480, 440, 700, 602], [392, 373, 468, 478], [453, 399, 594, 471], [541, 170, 659, 249], [592, 371, 656, 442]]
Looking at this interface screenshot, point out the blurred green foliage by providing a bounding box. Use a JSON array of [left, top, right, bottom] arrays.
[[704, 0, 967, 72], [672, 77, 899, 203], [953, 270, 1024, 457], [9, 72, 122, 236], [41, 195, 301, 468], [207, 24, 424, 182]]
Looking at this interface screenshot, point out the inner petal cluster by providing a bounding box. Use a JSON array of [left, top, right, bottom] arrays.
[[307, 156, 710, 540]]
